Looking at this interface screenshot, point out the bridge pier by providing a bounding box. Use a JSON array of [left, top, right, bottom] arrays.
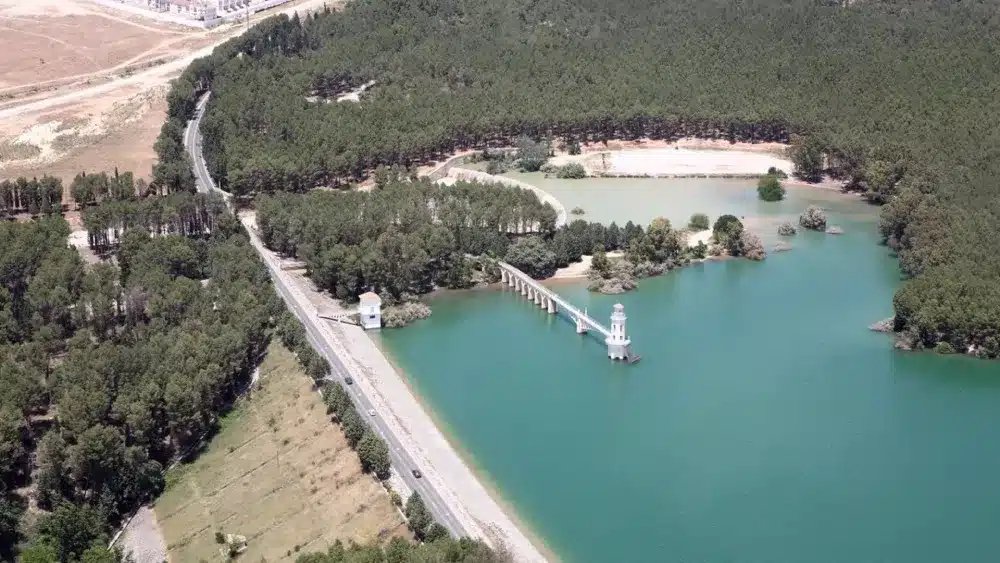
[[498, 262, 635, 363]]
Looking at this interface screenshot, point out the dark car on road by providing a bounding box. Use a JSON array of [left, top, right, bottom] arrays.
[[345, 377, 353, 385], [412, 469, 422, 478]]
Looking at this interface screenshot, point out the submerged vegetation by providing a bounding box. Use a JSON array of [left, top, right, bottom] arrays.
[[757, 174, 786, 202], [799, 206, 828, 232]]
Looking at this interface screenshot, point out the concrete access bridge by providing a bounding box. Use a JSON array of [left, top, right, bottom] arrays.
[[497, 262, 637, 362]]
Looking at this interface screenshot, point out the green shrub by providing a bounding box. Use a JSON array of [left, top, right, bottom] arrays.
[[935, 341, 956, 355], [556, 163, 586, 179], [516, 137, 550, 171], [688, 213, 710, 231], [799, 205, 828, 231], [485, 159, 506, 175], [757, 174, 786, 201], [712, 214, 744, 253], [692, 240, 707, 259]]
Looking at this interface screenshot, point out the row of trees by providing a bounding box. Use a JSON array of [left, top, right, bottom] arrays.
[[275, 308, 393, 479], [1, 166, 178, 221], [159, 0, 1000, 355], [322, 381, 390, 478], [1, 189, 282, 560], [0, 176, 63, 218], [293, 535, 508, 563], [70, 170, 151, 208], [81, 192, 229, 251]]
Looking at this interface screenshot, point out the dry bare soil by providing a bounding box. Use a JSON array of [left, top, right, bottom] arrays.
[[0, 0, 337, 196], [153, 343, 406, 563]]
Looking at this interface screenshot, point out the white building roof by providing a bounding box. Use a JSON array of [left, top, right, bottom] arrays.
[[359, 291, 382, 305]]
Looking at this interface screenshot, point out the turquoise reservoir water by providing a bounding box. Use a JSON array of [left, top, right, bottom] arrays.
[[379, 180, 1000, 563]]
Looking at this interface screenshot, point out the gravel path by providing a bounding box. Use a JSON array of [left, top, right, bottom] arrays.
[[117, 507, 168, 563]]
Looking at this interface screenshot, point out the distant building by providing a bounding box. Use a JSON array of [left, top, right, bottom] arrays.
[[359, 292, 382, 330], [134, 0, 254, 18]]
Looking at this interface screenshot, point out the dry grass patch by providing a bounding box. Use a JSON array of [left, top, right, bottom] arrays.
[[0, 140, 41, 162], [154, 343, 406, 562]]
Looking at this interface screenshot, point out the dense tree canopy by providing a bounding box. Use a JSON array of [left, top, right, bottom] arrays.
[[158, 0, 1000, 353], [0, 186, 280, 559], [258, 178, 570, 298], [258, 176, 647, 298]]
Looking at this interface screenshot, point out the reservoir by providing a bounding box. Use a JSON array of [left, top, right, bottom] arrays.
[[379, 176, 1000, 563]]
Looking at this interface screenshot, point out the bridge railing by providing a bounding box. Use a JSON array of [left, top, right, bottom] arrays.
[[497, 262, 611, 338]]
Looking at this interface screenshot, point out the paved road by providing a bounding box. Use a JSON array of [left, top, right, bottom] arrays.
[[184, 93, 470, 538]]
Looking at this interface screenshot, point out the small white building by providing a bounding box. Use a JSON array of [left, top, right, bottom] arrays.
[[359, 292, 382, 330]]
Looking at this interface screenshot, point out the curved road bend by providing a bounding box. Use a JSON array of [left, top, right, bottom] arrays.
[[184, 94, 469, 538]]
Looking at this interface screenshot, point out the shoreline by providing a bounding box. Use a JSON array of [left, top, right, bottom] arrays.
[[331, 143, 864, 558], [423, 141, 860, 237], [320, 311, 549, 562], [369, 331, 564, 563], [239, 214, 548, 562]]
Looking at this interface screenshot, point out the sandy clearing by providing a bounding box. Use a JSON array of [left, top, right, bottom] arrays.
[[685, 229, 713, 247], [1, 84, 168, 185], [550, 146, 793, 178], [550, 252, 624, 279], [0, 14, 175, 91]]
